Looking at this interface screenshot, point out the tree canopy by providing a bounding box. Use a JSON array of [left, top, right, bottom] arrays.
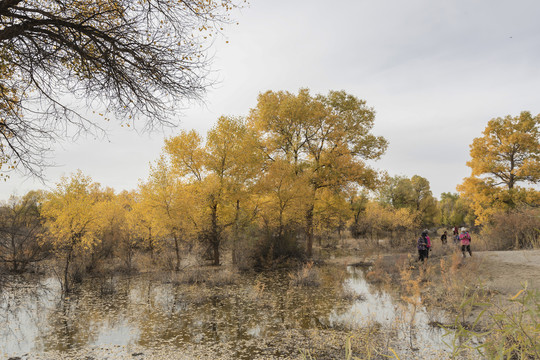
[[377, 174, 438, 227], [163, 116, 258, 265], [248, 89, 388, 257], [468, 111, 540, 189], [458, 111, 540, 224]]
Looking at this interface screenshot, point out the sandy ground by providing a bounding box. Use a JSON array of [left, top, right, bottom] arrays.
[[473, 249, 540, 295]]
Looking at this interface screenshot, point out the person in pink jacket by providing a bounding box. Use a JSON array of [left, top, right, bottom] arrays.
[[459, 227, 472, 257], [425, 230, 432, 258]]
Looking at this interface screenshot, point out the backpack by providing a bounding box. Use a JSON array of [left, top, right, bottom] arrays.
[[417, 236, 428, 250]]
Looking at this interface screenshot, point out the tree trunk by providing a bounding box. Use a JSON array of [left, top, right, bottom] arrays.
[[63, 246, 73, 294], [212, 239, 220, 266], [126, 241, 133, 270], [148, 227, 154, 261], [232, 199, 240, 265], [173, 233, 180, 271], [306, 204, 314, 258], [278, 208, 284, 243], [211, 203, 220, 266], [339, 223, 343, 247], [10, 234, 18, 272]]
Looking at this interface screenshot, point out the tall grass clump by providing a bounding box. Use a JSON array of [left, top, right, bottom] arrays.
[[289, 262, 320, 287], [433, 253, 493, 322], [300, 333, 401, 360], [448, 285, 540, 359]]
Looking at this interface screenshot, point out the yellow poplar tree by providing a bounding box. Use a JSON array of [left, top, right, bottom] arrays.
[[458, 111, 540, 224], [114, 190, 139, 269], [249, 89, 388, 257], [41, 171, 101, 292], [314, 187, 352, 245], [204, 116, 261, 264], [255, 158, 309, 242], [164, 116, 259, 265], [130, 191, 160, 259], [358, 201, 417, 245], [94, 189, 140, 269], [140, 157, 194, 270], [90, 186, 125, 267]]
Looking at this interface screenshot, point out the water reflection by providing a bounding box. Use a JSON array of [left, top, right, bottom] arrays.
[[1, 266, 454, 358], [330, 267, 450, 354], [0, 276, 56, 355]]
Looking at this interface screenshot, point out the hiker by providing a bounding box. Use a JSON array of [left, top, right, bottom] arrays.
[[441, 230, 448, 245], [426, 230, 432, 258], [459, 227, 472, 257], [417, 229, 430, 262], [453, 226, 459, 236]]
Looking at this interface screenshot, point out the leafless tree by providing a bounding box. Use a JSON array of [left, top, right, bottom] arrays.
[[0, 191, 47, 272], [0, 0, 243, 176]]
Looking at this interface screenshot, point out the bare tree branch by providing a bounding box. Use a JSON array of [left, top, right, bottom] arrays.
[[0, 0, 244, 177]]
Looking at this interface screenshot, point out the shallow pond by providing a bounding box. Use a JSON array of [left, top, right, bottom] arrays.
[[0, 266, 459, 359]]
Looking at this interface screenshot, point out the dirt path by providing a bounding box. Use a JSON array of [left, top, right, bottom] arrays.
[[327, 248, 540, 296], [473, 249, 540, 295]]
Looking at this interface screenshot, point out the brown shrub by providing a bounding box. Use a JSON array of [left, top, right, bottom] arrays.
[[289, 261, 321, 287], [482, 207, 540, 250], [169, 267, 239, 287]]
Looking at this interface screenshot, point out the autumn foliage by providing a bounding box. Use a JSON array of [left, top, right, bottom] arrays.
[[458, 111, 540, 225], [2, 93, 539, 290]]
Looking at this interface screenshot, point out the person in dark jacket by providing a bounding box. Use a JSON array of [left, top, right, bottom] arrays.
[[417, 229, 429, 262], [441, 230, 448, 245]]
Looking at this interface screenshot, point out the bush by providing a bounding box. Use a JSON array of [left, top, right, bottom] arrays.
[[482, 207, 540, 250], [289, 262, 320, 287], [0, 194, 49, 273], [251, 226, 305, 270]]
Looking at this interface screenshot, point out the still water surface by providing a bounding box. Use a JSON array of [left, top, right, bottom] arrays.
[[0, 267, 452, 358]]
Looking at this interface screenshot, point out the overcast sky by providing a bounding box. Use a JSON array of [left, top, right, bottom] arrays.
[[3, 0, 540, 200]]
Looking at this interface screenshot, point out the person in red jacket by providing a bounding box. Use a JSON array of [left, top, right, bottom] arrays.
[[459, 227, 472, 257], [425, 230, 432, 258]]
